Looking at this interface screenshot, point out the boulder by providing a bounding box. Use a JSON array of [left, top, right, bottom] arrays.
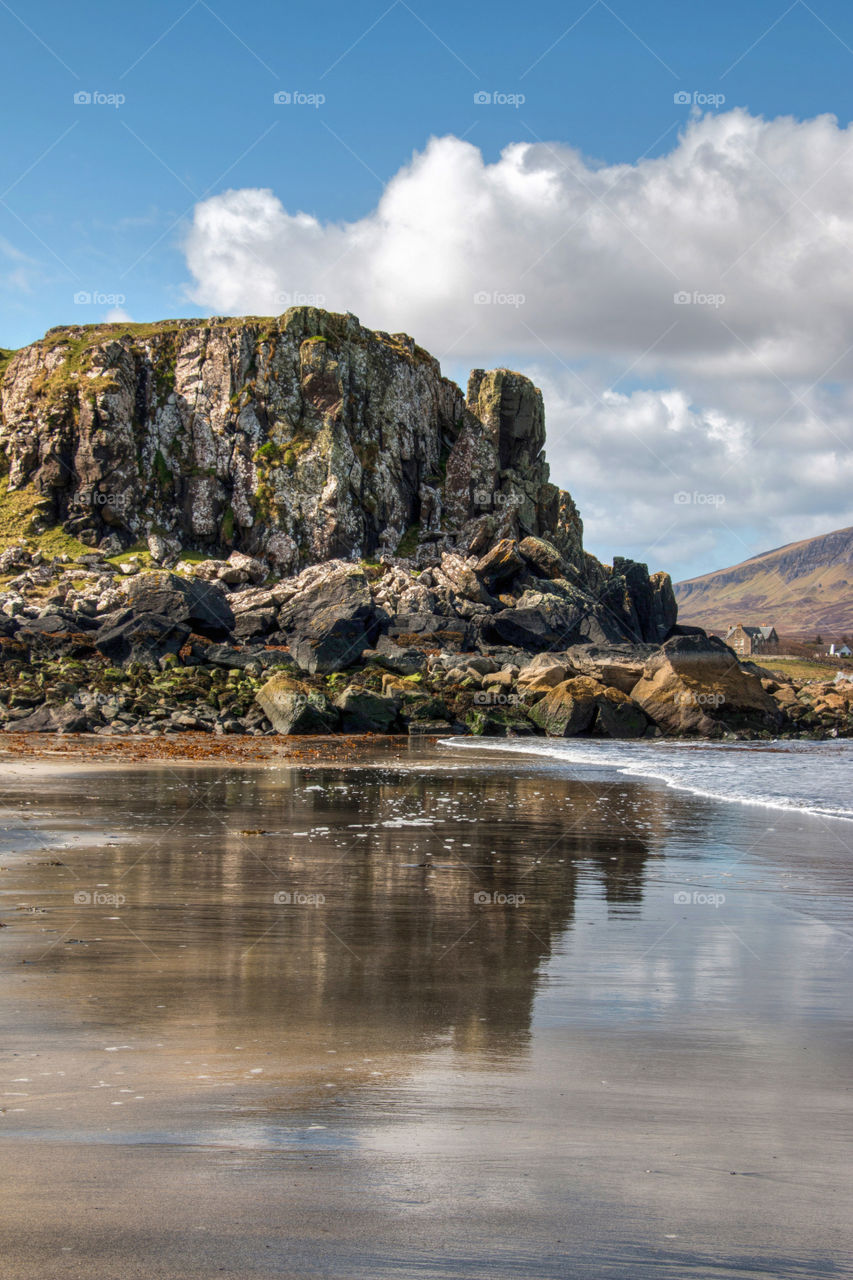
[[528, 676, 603, 736], [487, 596, 583, 650], [147, 531, 181, 565], [565, 644, 656, 694], [255, 675, 339, 734], [594, 687, 649, 739], [333, 687, 399, 733], [465, 707, 537, 737], [11, 701, 93, 733], [630, 634, 784, 736], [475, 539, 525, 585], [277, 565, 376, 674], [228, 586, 278, 614], [232, 608, 277, 640], [517, 536, 564, 579], [122, 572, 234, 637], [95, 612, 190, 667], [517, 654, 573, 689], [193, 642, 290, 671], [226, 550, 266, 584], [368, 637, 426, 675]]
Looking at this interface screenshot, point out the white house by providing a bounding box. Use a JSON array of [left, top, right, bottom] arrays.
[[829, 643, 852, 657]]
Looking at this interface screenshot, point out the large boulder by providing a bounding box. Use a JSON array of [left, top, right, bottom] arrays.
[[517, 536, 564, 579], [594, 687, 649, 739], [255, 675, 338, 734], [517, 654, 575, 693], [631, 634, 784, 736], [122, 572, 234, 638], [528, 676, 602, 736], [9, 701, 94, 733], [475, 539, 525, 586], [486, 589, 590, 650], [595, 560, 678, 645], [565, 644, 657, 694], [333, 687, 399, 733], [95, 612, 190, 667], [277, 565, 376, 674]]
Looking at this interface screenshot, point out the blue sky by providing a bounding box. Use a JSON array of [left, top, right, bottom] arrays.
[[3, 0, 853, 347], [3, 0, 853, 578]]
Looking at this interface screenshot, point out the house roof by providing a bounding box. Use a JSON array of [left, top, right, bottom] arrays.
[[725, 624, 777, 639]]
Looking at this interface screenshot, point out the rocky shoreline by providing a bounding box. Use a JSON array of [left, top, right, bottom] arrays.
[[1, 544, 850, 741], [1, 308, 850, 741]]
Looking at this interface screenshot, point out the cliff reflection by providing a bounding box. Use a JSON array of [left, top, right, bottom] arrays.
[[16, 762, 673, 1062]]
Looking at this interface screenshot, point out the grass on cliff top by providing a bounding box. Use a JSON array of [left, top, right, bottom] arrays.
[[0, 478, 98, 559], [30, 310, 435, 366]]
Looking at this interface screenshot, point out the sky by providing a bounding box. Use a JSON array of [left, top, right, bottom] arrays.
[[2, 0, 853, 581]]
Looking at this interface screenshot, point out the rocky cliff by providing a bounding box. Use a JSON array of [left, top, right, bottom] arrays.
[[0, 307, 675, 648]]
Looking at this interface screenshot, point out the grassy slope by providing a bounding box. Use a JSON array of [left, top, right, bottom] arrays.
[[765, 656, 852, 682], [0, 477, 98, 559], [675, 532, 853, 635]]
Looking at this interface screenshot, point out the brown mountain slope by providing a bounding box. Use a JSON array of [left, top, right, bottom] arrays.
[[675, 526, 853, 636]]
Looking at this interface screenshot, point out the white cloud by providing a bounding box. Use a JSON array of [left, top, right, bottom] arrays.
[[530, 370, 853, 578], [182, 109, 853, 577]]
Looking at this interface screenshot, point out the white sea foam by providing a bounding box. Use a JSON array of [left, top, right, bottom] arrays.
[[439, 737, 853, 822]]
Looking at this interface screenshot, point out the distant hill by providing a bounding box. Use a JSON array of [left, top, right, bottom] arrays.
[[675, 526, 853, 637]]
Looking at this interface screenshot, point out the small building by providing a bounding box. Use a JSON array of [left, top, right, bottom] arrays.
[[829, 643, 852, 657], [725, 623, 779, 658]]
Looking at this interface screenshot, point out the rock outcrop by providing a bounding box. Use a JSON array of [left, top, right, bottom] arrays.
[[5, 307, 834, 742], [0, 308, 674, 649]]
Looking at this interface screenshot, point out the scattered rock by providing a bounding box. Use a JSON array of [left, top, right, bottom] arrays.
[[254, 675, 338, 734], [528, 676, 602, 737]]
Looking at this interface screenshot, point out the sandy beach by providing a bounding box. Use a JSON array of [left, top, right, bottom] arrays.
[[1, 738, 851, 1278]]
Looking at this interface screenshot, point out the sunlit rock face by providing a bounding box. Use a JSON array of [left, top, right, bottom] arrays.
[[0, 306, 676, 645]]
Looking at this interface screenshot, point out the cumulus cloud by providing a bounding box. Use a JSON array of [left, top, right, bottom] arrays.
[[183, 109, 853, 578], [529, 372, 853, 578], [185, 109, 853, 378]]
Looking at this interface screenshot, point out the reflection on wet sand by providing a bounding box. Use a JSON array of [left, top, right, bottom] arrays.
[[5, 752, 848, 1280], [3, 763, 669, 1069]]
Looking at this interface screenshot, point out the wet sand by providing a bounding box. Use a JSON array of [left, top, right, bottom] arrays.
[[1, 741, 851, 1278]]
